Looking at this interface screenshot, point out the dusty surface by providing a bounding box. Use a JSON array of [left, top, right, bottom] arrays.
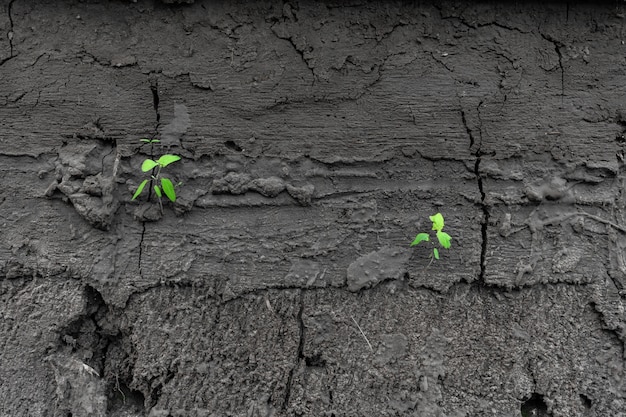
[[0, 1, 625, 416]]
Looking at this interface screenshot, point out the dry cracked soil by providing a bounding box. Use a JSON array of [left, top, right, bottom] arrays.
[[1, 1, 626, 416]]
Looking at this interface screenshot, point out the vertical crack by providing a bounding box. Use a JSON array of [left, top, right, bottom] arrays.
[[589, 301, 626, 360], [282, 290, 305, 412], [1, 0, 16, 65], [461, 110, 475, 151], [7, 0, 14, 56], [475, 159, 489, 285], [462, 104, 489, 283], [541, 34, 565, 105], [555, 44, 564, 105], [285, 36, 316, 85], [138, 223, 146, 278], [270, 24, 316, 85], [150, 79, 160, 124], [136, 76, 161, 277]]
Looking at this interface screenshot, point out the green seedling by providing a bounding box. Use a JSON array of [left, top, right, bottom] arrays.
[[411, 212, 452, 261], [132, 139, 181, 209]]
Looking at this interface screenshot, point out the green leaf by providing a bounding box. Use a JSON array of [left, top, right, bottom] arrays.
[[140, 139, 151, 143], [433, 248, 440, 260], [161, 178, 176, 202], [154, 185, 162, 198], [132, 179, 149, 200], [156, 154, 181, 168], [430, 212, 445, 232], [437, 231, 452, 249], [141, 159, 158, 172], [410, 233, 430, 246]]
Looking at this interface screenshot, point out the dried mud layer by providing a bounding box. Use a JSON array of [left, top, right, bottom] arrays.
[[0, 1, 625, 416]]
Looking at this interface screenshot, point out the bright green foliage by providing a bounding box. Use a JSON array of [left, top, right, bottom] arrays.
[[140, 154, 181, 174], [132, 140, 181, 205], [132, 179, 149, 200], [161, 178, 176, 201], [437, 231, 451, 249], [410, 233, 430, 246], [411, 212, 452, 261], [142, 159, 159, 172], [430, 213, 444, 231], [156, 155, 181, 167]]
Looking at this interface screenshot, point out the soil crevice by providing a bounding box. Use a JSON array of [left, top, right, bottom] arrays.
[[540, 33, 565, 103], [282, 290, 305, 412], [461, 103, 489, 284], [2, 0, 16, 65]]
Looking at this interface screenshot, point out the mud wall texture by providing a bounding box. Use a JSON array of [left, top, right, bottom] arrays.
[[1, 1, 625, 416]]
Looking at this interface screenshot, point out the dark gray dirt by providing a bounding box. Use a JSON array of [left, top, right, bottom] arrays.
[[1, 1, 625, 416]]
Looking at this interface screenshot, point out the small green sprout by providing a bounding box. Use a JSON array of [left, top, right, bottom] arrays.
[[132, 139, 181, 210], [411, 213, 452, 261], [140, 138, 161, 144]]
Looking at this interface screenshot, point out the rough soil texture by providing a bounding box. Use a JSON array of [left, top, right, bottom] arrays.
[[1, 1, 625, 416]]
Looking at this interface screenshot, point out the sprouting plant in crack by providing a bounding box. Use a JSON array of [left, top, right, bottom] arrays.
[[411, 213, 452, 262], [132, 139, 181, 211]]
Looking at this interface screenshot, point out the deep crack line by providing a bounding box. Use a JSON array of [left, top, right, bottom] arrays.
[[461, 106, 489, 283], [283, 290, 305, 412], [461, 109, 475, 151], [285, 36, 316, 85], [1, 0, 16, 65], [150, 81, 160, 123], [138, 223, 146, 278], [7, 0, 14, 55], [144, 78, 161, 202], [555, 44, 564, 105], [135, 79, 160, 277], [475, 158, 489, 284], [270, 23, 316, 86], [540, 33, 565, 105]]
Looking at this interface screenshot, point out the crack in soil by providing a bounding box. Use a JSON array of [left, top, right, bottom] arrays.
[[285, 36, 316, 85], [588, 300, 626, 362], [138, 223, 146, 278], [435, 3, 531, 34], [476, 169, 489, 284], [270, 23, 316, 85], [1, 0, 16, 66], [475, 103, 489, 285], [541, 33, 565, 104], [136, 78, 163, 278], [150, 78, 160, 124], [461, 103, 489, 284], [7, 0, 14, 56], [282, 290, 305, 412], [554, 44, 564, 105], [429, 50, 454, 73]]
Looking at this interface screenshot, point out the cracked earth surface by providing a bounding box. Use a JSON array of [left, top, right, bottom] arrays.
[[1, 1, 625, 416]]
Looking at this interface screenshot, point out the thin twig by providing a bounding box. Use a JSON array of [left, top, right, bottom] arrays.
[[351, 315, 374, 352], [112, 150, 121, 178], [507, 211, 626, 235], [579, 212, 626, 234], [115, 373, 126, 404]]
